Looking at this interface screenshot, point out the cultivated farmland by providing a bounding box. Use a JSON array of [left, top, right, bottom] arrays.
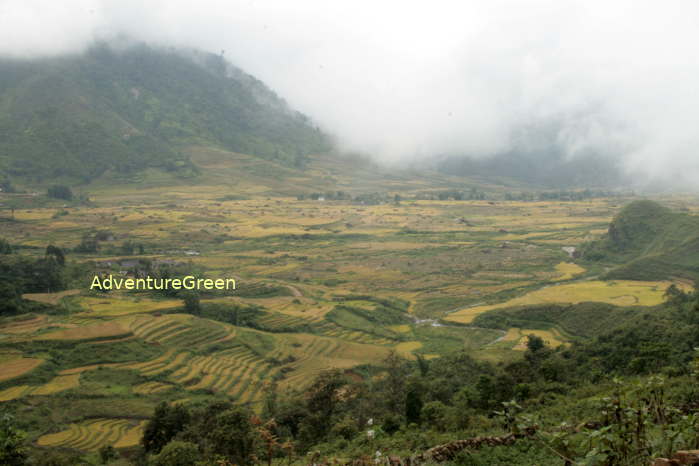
[[2, 169, 696, 454]]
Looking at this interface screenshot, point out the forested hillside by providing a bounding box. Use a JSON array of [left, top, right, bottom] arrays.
[[0, 43, 330, 183]]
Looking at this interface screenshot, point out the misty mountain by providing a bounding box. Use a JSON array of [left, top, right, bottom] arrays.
[[0, 42, 331, 183], [435, 123, 625, 188]]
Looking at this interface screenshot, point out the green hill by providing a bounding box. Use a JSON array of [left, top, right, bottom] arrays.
[[582, 200, 699, 280], [0, 42, 330, 183]]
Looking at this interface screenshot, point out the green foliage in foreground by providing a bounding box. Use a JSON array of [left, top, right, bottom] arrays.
[[0, 414, 27, 466]]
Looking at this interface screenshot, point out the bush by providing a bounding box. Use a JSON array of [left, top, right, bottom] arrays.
[[152, 441, 199, 466], [47, 185, 73, 201]]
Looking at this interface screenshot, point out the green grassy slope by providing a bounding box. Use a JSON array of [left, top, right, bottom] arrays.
[[581, 200, 699, 280]]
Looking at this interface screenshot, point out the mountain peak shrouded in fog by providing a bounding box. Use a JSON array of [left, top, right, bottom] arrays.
[[0, 43, 330, 181], [2, 0, 699, 189]]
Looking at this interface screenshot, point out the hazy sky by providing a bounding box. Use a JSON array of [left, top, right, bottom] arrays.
[[1, 0, 699, 187]]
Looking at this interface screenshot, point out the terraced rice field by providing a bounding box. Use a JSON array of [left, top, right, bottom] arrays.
[[76, 296, 182, 316], [446, 280, 688, 324], [0, 385, 33, 402], [123, 314, 232, 347], [553, 262, 586, 281], [120, 342, 274, 403], [37, 418, 147, 451], [255, 311, 395, 345], [114, 327, 390, 403], [133, 381, 175, 394], [32, 374, 82, 395], [0, 315, 48, 335], [395, 341, 423, 359], [269, 334, 391, 390], [0, 357, 44, 382], [0, 374, 81, 401], [36, 322, 131, 341]]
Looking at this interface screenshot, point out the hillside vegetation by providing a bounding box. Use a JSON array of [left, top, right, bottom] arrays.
[[0, 42, 330, 183], [582, 200, 699, 280]]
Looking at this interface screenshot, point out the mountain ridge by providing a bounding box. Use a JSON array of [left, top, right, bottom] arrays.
[[0, 42, 331, 184]]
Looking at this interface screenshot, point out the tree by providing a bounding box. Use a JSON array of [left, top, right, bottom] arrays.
[[152, 441, 199, 466], [0, 282, 22, 316], [421, 401, 448, 431], [405, 385, 423, 425], [381, 414, 401, 435], [383, 351, 406, 415], [182, 292, 200, 315], [45, 245, 65, 267], [47, 185, 73, 201], [526, 334, 545, 353], [188, 405, 255, 464], [0, 238, 11, 254], [0, 414, 27, 466], [98, 444, 118, 464], [297, 370, 348, 448], [74, 233, 99, 253], [142, 402, 191, 454]]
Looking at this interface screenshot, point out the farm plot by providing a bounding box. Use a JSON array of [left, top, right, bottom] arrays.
[[35, 322, 131, 341], [0, 357, 44, 382], [0, 374, 81, 401], [123, 314, 232, 347], [75, 296, 182, 316], [37, 418, 147, 451], [269, 333, 392, 390], [133, 381, 175, 394], [446, 280, 688, 324], [120, 342, 275, 404], [552, 262, 586, 281], [0, 315, 49, 335]]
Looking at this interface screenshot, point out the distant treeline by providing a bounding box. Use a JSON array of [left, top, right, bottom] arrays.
[[296, 188, 625, 204], [505, 189, 631, 201]]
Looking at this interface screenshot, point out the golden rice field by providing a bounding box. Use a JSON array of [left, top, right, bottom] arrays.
[[37, 419, 147, 451], [31, 374, 82, 395], [0, 374, 81, 401], [0, 357, 44, 382], [395, 341, 423, 359], [75, 296, 183, 316], [553, 262, 586, 281], [446, 280, 688, 324], [0, 315, 48, 335], [36, 322, 131, 341], [133, 381, 175, 394]]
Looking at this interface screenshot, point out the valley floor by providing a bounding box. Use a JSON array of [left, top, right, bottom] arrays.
[[1, 179, 697, 456]]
